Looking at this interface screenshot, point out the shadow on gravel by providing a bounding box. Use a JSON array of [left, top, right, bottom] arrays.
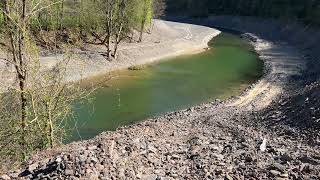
[[163, 16, 320, 146], [257, 83, 320, 146]]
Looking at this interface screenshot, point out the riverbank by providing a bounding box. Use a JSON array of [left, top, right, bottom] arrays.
[[0, 20, 220, 92], [2, 18, 320, 179]]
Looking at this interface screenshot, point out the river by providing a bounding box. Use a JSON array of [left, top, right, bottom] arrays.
[[67, 33, 263, 142]]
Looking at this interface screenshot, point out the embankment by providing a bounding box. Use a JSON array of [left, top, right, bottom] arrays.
[[2, 17, 320, 179]]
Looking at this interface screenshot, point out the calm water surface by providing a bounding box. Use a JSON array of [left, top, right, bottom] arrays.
[[68, 33, 263, 142]]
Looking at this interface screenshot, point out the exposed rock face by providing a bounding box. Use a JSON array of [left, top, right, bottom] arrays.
[[2, 18, 320, 179]]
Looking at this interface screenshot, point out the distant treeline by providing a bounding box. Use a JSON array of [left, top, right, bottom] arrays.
[[165, 0, 320, 26]]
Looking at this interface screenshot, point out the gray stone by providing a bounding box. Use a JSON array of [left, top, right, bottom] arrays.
[[65, 169, 74, 176], [87, 145, 98, 150], [280, 154, 293, 163], [270, 170, 281, 176], [280, 173, 289, 178], [272, 163, 286, 173], [79, 155, 87, 162], [225, 174, 233, 180]]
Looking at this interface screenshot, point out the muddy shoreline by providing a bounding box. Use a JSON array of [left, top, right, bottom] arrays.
[[2, 18, 320, 179]]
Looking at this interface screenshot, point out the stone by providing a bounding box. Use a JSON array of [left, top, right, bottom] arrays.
[[215, 169, 223, 175], [172, 154, 180, 159], [69, 176, 79, 180], [86, 168, 93, 174], [65, 169, 74, 176], [28, 163, 38, 171], [212, 153, 224, 160], [95, 164, 105, 171], [270, 170, 281, 176], [225, 174, 233, 180], [56, 157, 62, 163], [280, 173, 289, 178], [90, 157, 99, 163], [280, 154, 293, 163], [136, 173, 142, 179], [0, 175, 11, 180], [272, 163, 286, 173], [79, 155, 87, 162], [260, 138, 267, 152], [245, 155, 253, 162], [142, 174, 157, 180], [87, 145, 98, 150]]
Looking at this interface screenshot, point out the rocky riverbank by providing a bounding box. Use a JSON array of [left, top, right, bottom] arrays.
[[2, 18, 320, 179]]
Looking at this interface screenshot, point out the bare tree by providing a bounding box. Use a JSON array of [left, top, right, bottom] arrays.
[[0, 0, 92, 166], [2, 0, 30, 153], [112, 0, 128, 59], [101, 0, 117, 60]]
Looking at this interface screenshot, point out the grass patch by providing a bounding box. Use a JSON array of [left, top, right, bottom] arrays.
[[128, 64, 147, 71]]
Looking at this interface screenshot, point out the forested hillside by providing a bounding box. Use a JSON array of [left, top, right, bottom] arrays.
[[165, 0, 320, 25]]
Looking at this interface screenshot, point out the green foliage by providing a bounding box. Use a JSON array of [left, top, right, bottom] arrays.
[[166, 0, 320, 26], [128, 64, 147, 70]]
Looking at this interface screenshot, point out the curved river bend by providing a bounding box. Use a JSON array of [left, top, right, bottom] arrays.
[[68, 33, 263, 142]]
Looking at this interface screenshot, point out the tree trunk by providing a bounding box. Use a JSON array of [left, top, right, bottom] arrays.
[[104, 5, 114, 60], [59, 0, 64, 31], [148, 19, 154, 34], [20, 0, 28, 152], [105, 33, 111, 60], [5, 0, 29, 153], [113, 24, 123, 59], [138, 18, 146, 42], [46, 104, 54, 148]]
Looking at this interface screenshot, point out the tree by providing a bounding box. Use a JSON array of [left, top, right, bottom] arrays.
[[0, 0, 91, 167], [1, 0, 30, 154], [138, 0, 153, 42], [113, 0, 128, 59]]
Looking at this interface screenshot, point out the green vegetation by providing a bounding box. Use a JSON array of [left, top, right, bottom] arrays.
[[166, 0, 320, 26], [128, 64, 148, 70], [0, 0, 164, 170], [0, 0, 93, 169], [1, 0, 162, 58]]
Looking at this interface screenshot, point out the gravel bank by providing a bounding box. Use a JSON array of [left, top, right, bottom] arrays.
[[2, 18, 320, 179], [0, 20, 220, 92]]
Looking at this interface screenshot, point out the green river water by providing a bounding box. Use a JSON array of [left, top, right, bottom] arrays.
[[68, 33, 263, 142]]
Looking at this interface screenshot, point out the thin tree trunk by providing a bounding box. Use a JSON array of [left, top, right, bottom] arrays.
[[148, 19, 154, 34], [138, 18, 146, 42], [59, 0, 64, 31], [104, 5, 114, 60], [5, 0, 28, 153], [113, 24, 123, 59], [105, 32, 111, 60], [47, 104, 53, 148], [20, 0, 28, 152]]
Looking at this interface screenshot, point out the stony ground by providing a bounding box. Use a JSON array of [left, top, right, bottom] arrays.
[[7, 99, 319, 180], [2, 27, 320, 180]]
